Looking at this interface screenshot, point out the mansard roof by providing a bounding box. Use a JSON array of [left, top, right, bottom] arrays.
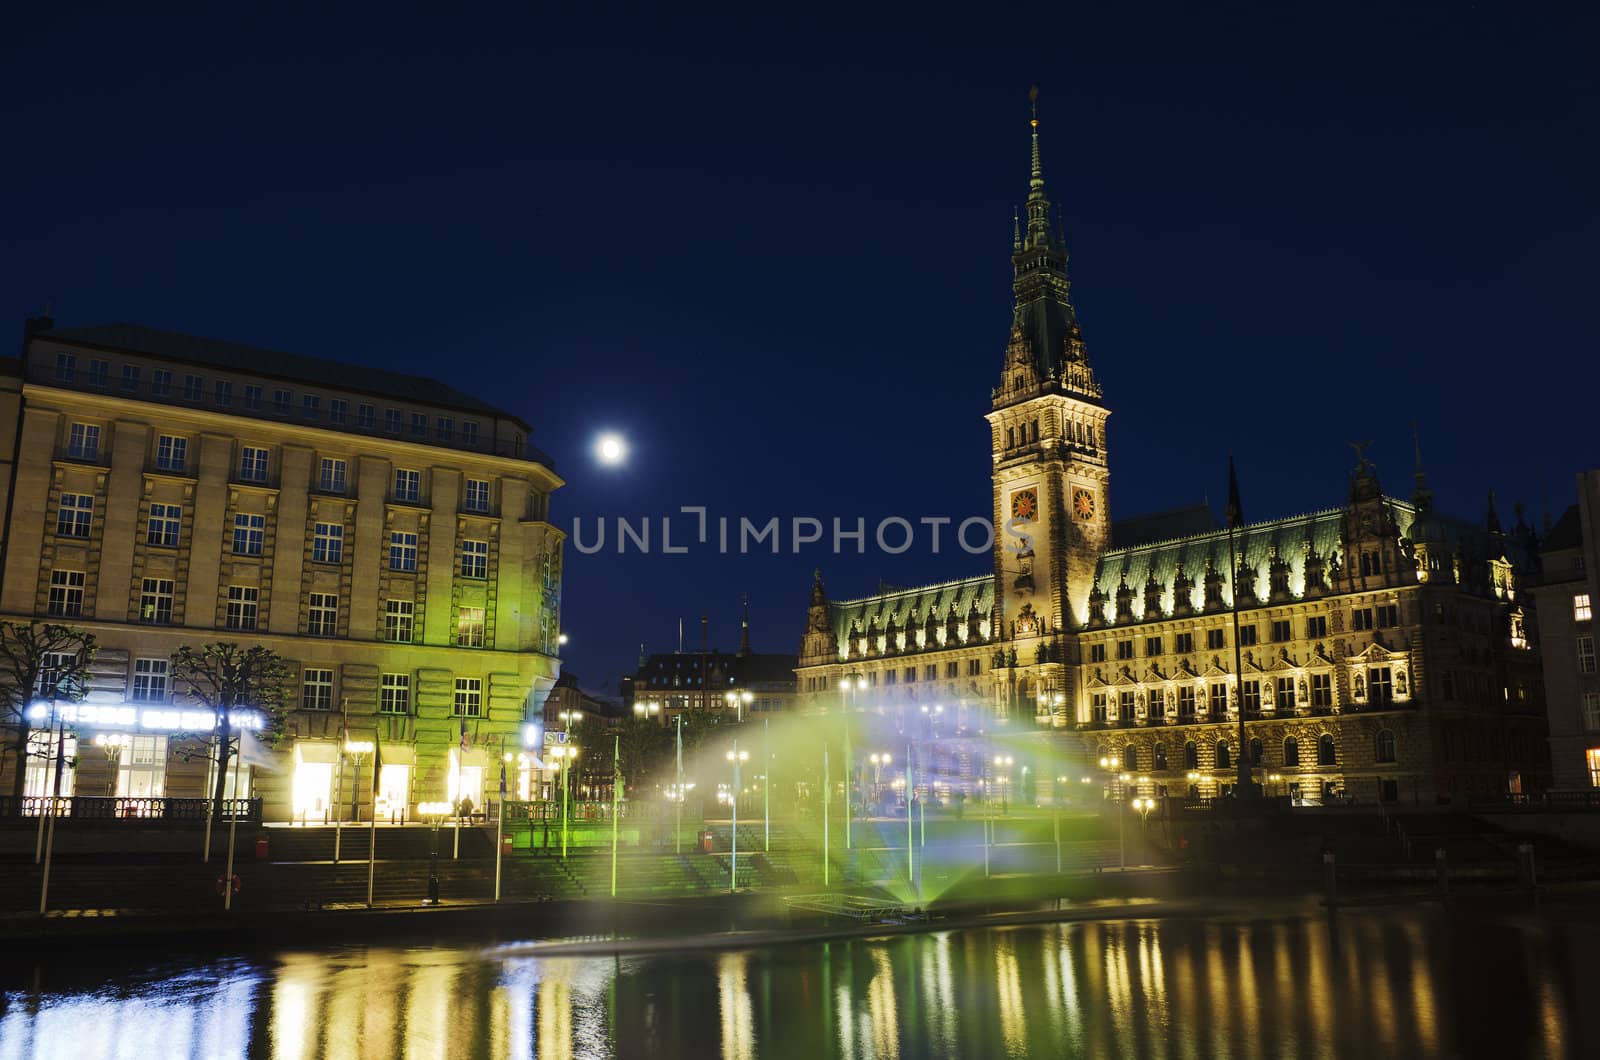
[[830, 573, 994, 656]]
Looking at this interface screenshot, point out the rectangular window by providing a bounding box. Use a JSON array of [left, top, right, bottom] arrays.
[[214, 380, 233, 406], [1271, 620, 1292, 642], [239, 446, 269, 482], [462, 421, 479, 446], [464, 478, 491, 513], [1584, 692, 1600, 731], [87, 359, 109, 387], [903, 667, 917, 683], [1209, 683, 1228, 714], [461, 539, 488, 579], [1589, 748, 1600, 790], [147, 503, 182, 547], [1118, 690, 1135, 720], [182, 374, 203, 401], [1145, 636, 1163, 656], [1206, 628, 1225, 651], [1577, 594, 1593, 622], [121, 364, 142, 391], [380, 673, 411, 715], [307, 592, 338, 636], [436, 416, 454, 441], [1376, 604, 1399, 628], [385, 408, 402, 433], [47, 570, 85, 617], [1276, 676, 1296, 711], [1306, 615, 1328, 638], [390, 531, 418, 572], [54, 354, 75, 382], [312, 522, 344, 564], [384, 599, 414, 643], [924, 665, 937, 681], [156, 434, 188, 473], [1369, 666, 1394, 704], [301, 669, 333, 712], [1352, 608, 1374, 631], [232, 514, 265, 556], [139, 578, 174, 624], [1241, 680, 1261, 712], [1091, 693, 1108, 722], [357, 403, 375, 429], [151, 369, 172, 397], [394, 469, 420, 503], [1579, 635, 1597, 675], [318, 457, 347, 493], [329, 398, 348, 424], [1115, 640, 1134, 660], [1089, 643, 1107, 663], [453, 677, 483, 717], [302, 394, 321, 419], [68, 423, 100, 460], [131, 659, 168, 703], [56, 493, 93, 538], [226, 586, 259, 630], [410, 412, 428, 438], [272, 388, 291, 415], [968, 659, 982, 676], [1311, 673, 1333, 708], [1238, 625, 1258, 647], [1177, 686, 1196, 717], [884, 670, 897, 686], [457, 606, 486, 647], [243, 384, 262, 410], [1174, 632, 1194, 654]]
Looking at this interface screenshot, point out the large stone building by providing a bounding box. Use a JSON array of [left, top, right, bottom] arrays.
[[1, 319, 565, 821], [624, 606, 798, 726], [1530, 471, 1600, 789], [796, 105, 1549, 805]]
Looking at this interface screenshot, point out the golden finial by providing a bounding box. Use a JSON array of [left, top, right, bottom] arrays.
[[1029, 84, 1039, 126]]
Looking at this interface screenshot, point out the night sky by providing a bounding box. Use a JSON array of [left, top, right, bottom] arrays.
[[4, 6, 1596, 697]]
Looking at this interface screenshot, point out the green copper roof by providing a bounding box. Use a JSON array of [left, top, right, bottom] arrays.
[[830, 574, 995, 662]]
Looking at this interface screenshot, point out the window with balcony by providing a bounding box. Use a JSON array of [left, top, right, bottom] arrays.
[[435, 416, 454, 441], [462, 421, 479, 446], [410, 412, 428, 438], [87, 359, 109, 387], [1177, 686, 1196, 718], [1209, 683, 1228, 714], [1310, 673, 1332, 708], [302, 394, 321, 419], [54, 354, 75, 382], [1241, 680, 1261, 713], [1276, 676, 1295, 711], [1369, 666, 1394, 705], [1118, 690, 1135, 720], [56, 494, 93, 538], [385, 409, 402, 433], [1090, 693, 1108, 722], [272, 389, 291, 415]]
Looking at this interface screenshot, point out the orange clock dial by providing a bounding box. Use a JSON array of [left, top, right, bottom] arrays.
[[1073, 487, 1096, 520], [1010, 488, 1037, 521]]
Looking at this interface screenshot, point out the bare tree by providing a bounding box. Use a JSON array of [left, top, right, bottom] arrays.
[[169, 643, 292, 821], [0, 621, 97, 803]]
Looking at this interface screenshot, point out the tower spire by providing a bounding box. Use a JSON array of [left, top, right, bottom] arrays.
[[1410, 420, 1433, 511], [1025, 85, 1051, 248], [738, 593, 751, 658]]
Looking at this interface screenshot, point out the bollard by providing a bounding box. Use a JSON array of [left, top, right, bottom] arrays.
[[1434, 848, 1449, 898], [1322, 852, 1338, 906]]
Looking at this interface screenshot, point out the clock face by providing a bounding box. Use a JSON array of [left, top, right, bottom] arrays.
[[1073, 487, 1096, 521], [1010, 488, 1038, 521]]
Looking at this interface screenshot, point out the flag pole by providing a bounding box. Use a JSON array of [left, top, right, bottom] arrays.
[[454, 720, 464, 859], [823, 748, 830, 888], [202, 727, 216, 863], [224, 736, 242, 911], [674, 715, 683, 855], [334, 698, 348, 863], [366, 729, 380, 908], [495, 735, 506, 902], [610, 732, 620, 898]]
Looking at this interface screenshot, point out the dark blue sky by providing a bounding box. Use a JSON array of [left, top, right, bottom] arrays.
[[5, 6, 1596, 695]]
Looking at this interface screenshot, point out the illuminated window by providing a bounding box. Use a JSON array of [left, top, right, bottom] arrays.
[[307, 592, 339, 637], [1577, 594, 1593, 622], [453, 677, 483, 717], [139, 578, 173, 624], [131, 658, 168, 703], [47, 570, 85, 617], [384, 600, 414, 643], [147, 503, 181, 547], [313, 522, 343, 564], [116, 735, 166, 799], [56, 493, 93, 538], [301, 669, 334, 711], [1588, 748, 1600, 789], [380, 674, 411, 715]]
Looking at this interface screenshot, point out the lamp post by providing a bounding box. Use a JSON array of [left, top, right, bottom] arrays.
[[869, 752, 892, 807], [94, 733, 127, 796], [345, 739, 374, 822], [726, 742, 749, 893], [841, 676, 861, 849], [1131, 795, 1156, 866], [418, 801, 450, 904], [994, 755, 1014, 815], [1100, 756, 1127, 870], [549, 744, 579, 857], [633, 699, 661, 723], [724, 689, 753, 723]]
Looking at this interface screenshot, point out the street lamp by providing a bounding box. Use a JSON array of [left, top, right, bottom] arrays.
[[344, 739, 374, 821], [633, 699, 662, 722], [994, 755, 1014, 813], [548, 744, 580, 857], [726, 743, 750, 892], [417, 801, 451, 904], [724, 689, 754, 723], [93, 733, 128, 797], [841, 676, 863, 848]]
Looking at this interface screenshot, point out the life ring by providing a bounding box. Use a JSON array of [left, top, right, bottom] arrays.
[[215, 873, 242, 896]]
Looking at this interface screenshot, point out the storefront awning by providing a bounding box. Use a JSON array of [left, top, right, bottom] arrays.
[[295, 741, 339, 765]]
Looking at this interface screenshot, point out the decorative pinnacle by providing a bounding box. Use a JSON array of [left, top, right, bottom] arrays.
[[1028, 85, 1044, 199], [1012, 207, 1021, 249]]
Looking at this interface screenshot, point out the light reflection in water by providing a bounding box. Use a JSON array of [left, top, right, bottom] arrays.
[[0, 907, 1593, 1059]]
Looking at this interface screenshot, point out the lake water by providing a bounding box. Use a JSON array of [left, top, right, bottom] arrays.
[[0, 899, 1593, 1058]]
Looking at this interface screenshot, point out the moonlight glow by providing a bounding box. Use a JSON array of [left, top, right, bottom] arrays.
[[595, 433, 628, 467]]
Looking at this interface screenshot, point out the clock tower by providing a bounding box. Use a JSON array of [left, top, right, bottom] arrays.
[[986, 90, 1110, 712]]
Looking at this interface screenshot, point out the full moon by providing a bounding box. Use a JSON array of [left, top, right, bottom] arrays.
[[595, 433, 628, 466]]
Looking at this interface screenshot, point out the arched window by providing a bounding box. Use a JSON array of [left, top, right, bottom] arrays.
[[1154, 744, 1169, 771], [1184, 741, 1198, 769], [1216, 741, 1231, 770], [1375, 729, 1397, 763], [1124, 744, 1138, 772], [1249, 738, 1264, 766], [1284, 737, 1300, 767], [1318, 733, 1337, 766]]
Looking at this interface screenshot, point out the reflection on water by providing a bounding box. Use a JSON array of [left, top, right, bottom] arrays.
[[1, 904, 1593, 1058]]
